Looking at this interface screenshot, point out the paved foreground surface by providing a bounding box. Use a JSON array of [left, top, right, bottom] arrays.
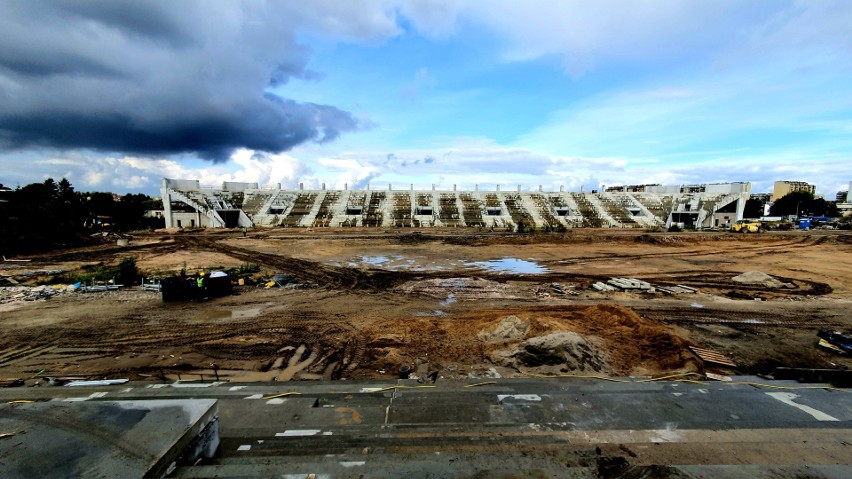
[[2, 377, 851, 478]]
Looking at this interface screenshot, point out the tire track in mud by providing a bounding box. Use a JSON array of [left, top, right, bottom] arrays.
[[546, 236, 814, 265], [174, 236, 833, 298], [176, 236, 455, 290], [637, 307, 837, 329]]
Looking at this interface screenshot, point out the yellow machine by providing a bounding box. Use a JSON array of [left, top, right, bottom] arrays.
[[731, 219, 762, 233]]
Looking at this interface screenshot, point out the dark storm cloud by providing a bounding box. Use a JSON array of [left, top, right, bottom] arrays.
[[0, 1, 366, 161]]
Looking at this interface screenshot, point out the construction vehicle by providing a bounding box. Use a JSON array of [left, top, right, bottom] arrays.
[[731, 219, 762, 233]]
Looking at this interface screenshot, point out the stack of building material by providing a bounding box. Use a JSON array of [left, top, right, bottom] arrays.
[[657, 284, 698, 295], [606, 277, 654, 292], [591, 282, 618, 292]]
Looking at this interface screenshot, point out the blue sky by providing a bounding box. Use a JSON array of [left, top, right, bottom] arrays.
[[1, 1, 850, 197]]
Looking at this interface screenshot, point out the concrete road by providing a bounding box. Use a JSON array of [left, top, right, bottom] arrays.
[[2, 376, 851, 478]]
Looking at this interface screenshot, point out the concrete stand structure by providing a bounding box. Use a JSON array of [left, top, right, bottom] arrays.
[[161, 179, 751, 230]]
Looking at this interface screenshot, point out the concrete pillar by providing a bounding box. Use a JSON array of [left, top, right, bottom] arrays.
[[322, 182, 326, 190], [453, 184, 457, 191], [389, 183, 392, 191], [410, 183, 414, 191], [162, 191, 173, 228], [344, 183, 348, 190], [299, 182, 304, 190], [560, 185, 564, 192]]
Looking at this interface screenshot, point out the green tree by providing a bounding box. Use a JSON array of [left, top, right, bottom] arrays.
[[768, 191, 833, 217], [743, 198, 764, 219]]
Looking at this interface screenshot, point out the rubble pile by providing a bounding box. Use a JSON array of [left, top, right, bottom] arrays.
[[0, 285, 76, 304], [732, 271, 794, 289]]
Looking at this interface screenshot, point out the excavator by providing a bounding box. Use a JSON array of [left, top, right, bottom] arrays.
[[730, 219, 762, 233]]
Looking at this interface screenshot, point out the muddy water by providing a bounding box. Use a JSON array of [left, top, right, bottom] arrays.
[[338, 255, 549, 274]]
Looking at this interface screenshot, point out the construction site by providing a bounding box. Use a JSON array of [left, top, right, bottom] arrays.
[[3, 215, 852, 477], [2, 223, 851, 383]]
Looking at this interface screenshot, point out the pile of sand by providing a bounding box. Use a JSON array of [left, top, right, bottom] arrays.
[[489, 332, 610, 374], [477, 315, 530, 342], [732, 271, 793, 289]]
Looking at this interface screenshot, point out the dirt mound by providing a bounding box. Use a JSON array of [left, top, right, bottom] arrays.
[[732, 271, 792, 289], [489, 332, 610, 374], [477, 315, 530, 342], [634, 234, 685, 245], [574, 304, 696, 374], [359, 304, 697, 378]]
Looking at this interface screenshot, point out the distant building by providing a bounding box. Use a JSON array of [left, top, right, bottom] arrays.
[[771, 181, 815, 201], [604, 184, 660, 193], [750, 193, 772, 203]]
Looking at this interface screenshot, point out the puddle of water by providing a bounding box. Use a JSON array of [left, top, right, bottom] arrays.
[[232, 307, 262, 319], [196, 310, 232, 321], [466, 258, 549, 274], [360, 255, 390, 266], [337, 256, 547, 274], [439, 294, 457, 306]]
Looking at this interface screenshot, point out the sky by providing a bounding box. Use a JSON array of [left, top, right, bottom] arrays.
[[0, 0, 851, 198]]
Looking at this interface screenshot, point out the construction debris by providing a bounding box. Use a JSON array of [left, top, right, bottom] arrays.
[[705, 372, 732, 382], [0, 285, 75, 303], [592, 282, 617, 292], [141, 277, 162, 292], [817, 330, 852, 355], [606, 277, 653, 291], [79, 283, 123, 293], [689, 346, 737, 368], [732, 271, 794, 289], [2, 255, 31, 262]]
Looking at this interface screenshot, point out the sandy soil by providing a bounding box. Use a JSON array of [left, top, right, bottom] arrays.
[[1, 228, 850, 384]]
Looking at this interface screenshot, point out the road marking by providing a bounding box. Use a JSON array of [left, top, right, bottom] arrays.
[[229, 386, 247, 391], [244, 394, 263, 400], [766, 392, 839, 422], [237, 444, 251, 451], [340, 461, 365, 467], [498, 394, 542, 403], [276, 429, 322, 437], [266, 398, 286, 405], [62, 392, 107, 402]]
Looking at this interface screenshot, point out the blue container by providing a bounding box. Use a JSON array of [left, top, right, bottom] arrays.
[[798, 219, 811, 230]]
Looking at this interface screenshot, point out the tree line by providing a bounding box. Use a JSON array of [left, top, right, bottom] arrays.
[[0, 178, 163, 255], [743, 191, 840, 219]]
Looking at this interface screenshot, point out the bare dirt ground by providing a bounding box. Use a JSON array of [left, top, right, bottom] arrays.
[[1, 228, 851, 384]]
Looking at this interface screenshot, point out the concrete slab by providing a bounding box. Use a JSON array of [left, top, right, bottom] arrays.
[[0, 399, 218, 479]]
